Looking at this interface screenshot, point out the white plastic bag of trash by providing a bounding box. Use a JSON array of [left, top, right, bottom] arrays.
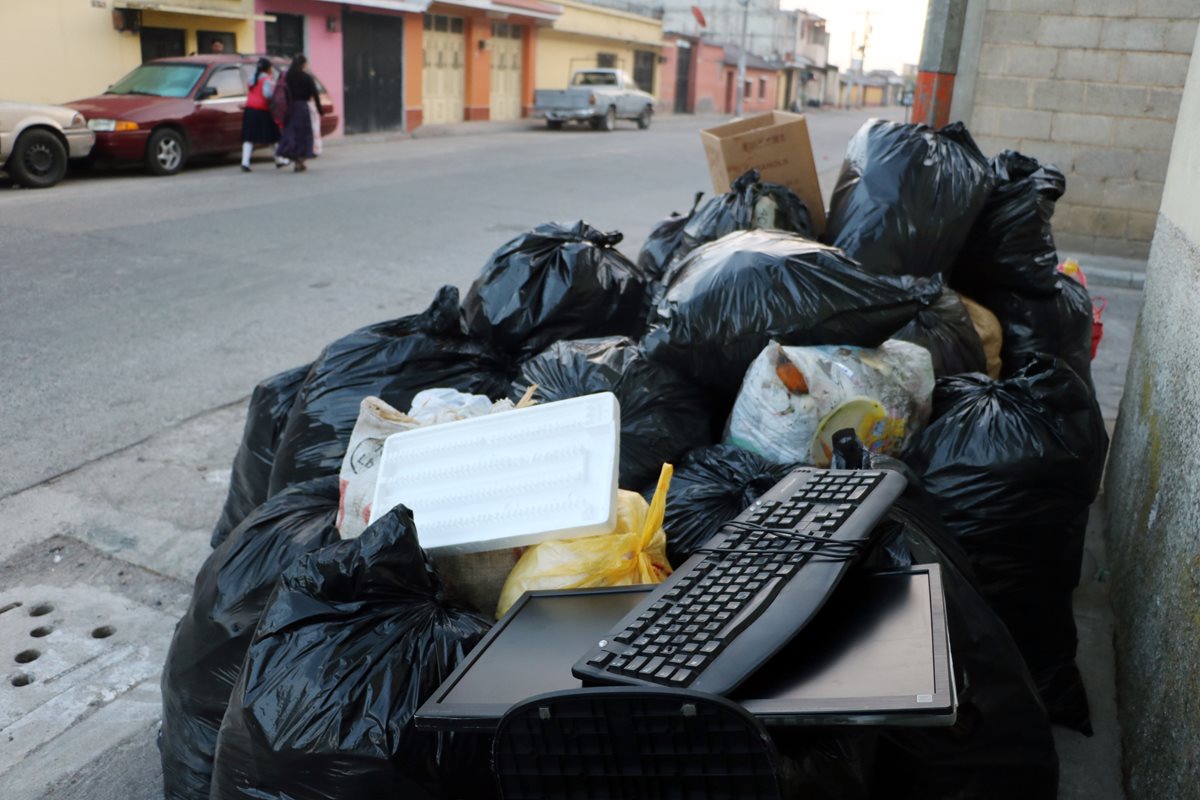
[[725, 340, 934, 466]]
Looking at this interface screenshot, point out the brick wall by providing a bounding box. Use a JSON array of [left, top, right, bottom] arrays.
[[965, 0, 1198, 259]]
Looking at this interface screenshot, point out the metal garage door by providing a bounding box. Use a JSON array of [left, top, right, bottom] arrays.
[[423, 14, 465, 125], [489, 23, 523, 122]]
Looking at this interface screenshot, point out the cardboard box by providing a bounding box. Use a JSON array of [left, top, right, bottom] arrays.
[[700, 111, 826, 235]]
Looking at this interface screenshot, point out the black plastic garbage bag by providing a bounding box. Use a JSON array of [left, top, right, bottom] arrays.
[[653, 444, 792, 566], [641, 230, 936, 399], [976, 275, 1093, 382], [826, 436, 1060, 798], [903, 357, 1109, 733], [954, 151, 1066, 296], [211, 364, 310, 549], [670, 169, 814, 269], [210, 506, 494, 800], [462, 221, 651, 359], [891, 287, 988, 377], [638, 191, 704, 280], [160, 477, 340, 800], [824, 120, 992, 278], [268, 286, 511, 494], [865, 489, 1059, 796], [512, 337, 713, 492]]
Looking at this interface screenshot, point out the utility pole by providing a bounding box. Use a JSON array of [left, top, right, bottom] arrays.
[[858, 10, 871, 71], [913, 0, 967, 128], [736, 0, 749, 117]]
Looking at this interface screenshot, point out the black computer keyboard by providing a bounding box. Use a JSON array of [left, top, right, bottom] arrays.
[[572, 467, 906, 695]]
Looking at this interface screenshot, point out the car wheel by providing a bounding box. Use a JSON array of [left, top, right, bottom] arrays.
[[145, 128, 187, 176], [589, 117, 602, 130], [637, 106, 652, 130], [547, 119, 564, 130], [8, 129, 67, 189], [599, 106, 617, 132]]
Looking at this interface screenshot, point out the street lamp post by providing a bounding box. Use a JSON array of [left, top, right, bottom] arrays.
[[736, 0, 749, 117]]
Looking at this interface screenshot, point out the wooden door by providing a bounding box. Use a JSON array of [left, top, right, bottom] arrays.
[[422, 15, 465, 125], [489, 23, 523, 121]]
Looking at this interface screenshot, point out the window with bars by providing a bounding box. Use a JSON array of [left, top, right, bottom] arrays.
[[264, 12, 303, 57], [424, 14, 463, 33]]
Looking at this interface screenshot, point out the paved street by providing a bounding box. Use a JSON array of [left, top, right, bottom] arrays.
[[0, 107, 1139, 800], [0, 108, 900, 499]]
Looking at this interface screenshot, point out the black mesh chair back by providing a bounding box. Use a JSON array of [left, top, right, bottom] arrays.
[[491, 686, 788, 800]]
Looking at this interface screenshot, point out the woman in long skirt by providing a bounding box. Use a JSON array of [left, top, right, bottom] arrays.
[[276, 54, 319, 173], [240, 58, 280, 172]]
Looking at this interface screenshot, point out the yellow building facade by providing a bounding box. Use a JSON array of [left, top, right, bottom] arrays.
[[534, 1, 662, 98], [0, 0, 258, 105]]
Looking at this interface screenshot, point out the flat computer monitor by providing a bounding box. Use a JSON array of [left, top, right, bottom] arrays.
[[416, 564, 955, 731]]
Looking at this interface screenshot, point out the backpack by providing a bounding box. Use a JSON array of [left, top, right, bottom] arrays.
[[271, 72, 290, 127]]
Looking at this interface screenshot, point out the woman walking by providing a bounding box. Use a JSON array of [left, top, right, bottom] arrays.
[[276, 54, 319, 173], [240, 58, 280, 173]]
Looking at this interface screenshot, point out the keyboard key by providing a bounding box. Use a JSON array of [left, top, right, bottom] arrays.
[[700, 640, 721, 655], [625, 656, 647, 673], [655, 665, 676, 680], [669, 668, 693, 685], [686, 655, 707, 668], [640, 656, 665, 676], [587, 651, 613, 667]]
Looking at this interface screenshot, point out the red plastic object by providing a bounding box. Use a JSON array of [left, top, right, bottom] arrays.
[[1091, 297, 1106, 360]]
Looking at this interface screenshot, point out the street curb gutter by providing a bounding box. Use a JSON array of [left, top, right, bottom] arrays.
[[1086, 267, 1146, 290]]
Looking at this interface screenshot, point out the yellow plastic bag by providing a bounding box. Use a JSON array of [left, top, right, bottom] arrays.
[[495, 464, 674, 618]]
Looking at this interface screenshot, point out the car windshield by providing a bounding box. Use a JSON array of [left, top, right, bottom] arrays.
[[572, 72, 617, 86], [107, 64, 206, 98]]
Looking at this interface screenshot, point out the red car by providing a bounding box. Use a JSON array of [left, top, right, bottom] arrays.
[[68, 54, 337, 175]]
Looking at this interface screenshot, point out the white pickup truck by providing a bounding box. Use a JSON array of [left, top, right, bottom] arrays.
[[534, 69, 655, 131]]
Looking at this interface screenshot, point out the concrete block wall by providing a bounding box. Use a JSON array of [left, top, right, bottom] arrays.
[[1104, 20, 1200, 798], [961, 0, 1198, 259]]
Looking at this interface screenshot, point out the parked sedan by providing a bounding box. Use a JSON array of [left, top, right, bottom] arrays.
[[0, 101, 94, 188], [68, 54, 337, 176]]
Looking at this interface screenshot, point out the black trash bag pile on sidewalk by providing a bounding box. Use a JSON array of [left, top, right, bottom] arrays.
[[174, 112, 1115, 799], [463, 221, 651, 360], [211, 364, 310, 548], [210, 507, 494, 800], [824, 121, 993, 279], [268, 286, 512, 493], [161, 478, 340, 800], [511, 337, 713, 491], [904, 357, 1109, 733], [642, 230, 938, 401]]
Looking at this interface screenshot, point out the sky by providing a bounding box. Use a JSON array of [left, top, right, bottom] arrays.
[[782, 0, 930, 75]]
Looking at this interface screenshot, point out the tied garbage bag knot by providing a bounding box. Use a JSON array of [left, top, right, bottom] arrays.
[[462, 220, 651, 359]]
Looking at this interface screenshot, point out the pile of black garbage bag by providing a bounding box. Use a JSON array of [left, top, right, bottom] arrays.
[[163, 121, 1105, 800]]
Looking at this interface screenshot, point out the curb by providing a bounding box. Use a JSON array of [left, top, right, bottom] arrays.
[[1085, 267, 1146, 290]]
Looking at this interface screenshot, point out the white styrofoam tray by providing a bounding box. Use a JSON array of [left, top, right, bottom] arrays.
[[369, 392, 620, 554]]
